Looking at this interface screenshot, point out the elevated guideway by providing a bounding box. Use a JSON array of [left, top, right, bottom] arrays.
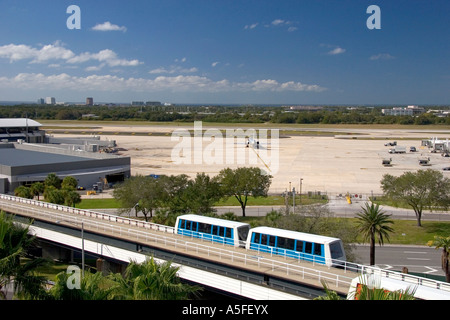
[[1, 194, 450, 300]]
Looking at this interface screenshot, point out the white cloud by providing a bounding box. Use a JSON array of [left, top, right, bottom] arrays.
[[327, 47, 346, 55], [244, 23, 258, 30], [149, 65, 198, 74], [0, 42, 141, 68], [0, 42, 75, 63], [370, 53, 395, 60], [271, 19, 286, 26], [0, 73, 326, 94], [211, 61, 219, 67], [92, 21, 127, 32]]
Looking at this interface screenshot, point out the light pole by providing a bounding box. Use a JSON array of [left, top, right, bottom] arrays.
[[56, 219, 85, 278], [299, 178, 303, 204]]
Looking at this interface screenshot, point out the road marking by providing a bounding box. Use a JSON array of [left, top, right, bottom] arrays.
[[404, 251, 427, 254], [407, 258, 430, 261], [423, 267, 438, 274]]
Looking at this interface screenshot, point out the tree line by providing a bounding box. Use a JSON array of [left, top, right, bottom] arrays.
[[1, 104, 449, 125], [14, 173, 81, 207], [113, 167, 272, 224]]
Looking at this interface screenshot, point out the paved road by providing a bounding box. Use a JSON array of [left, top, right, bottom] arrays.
[[353, 244, 446, 277], [212, 198, 450, 222]]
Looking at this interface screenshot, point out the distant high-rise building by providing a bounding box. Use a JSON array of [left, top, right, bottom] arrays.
[[86, 97, 94, 106], [37, 98, 44, 104], [45, 97, 56, 105]]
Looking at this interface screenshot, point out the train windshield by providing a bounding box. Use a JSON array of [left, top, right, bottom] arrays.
[[237, 225, 250, 241], [329, 241, 344, 259]]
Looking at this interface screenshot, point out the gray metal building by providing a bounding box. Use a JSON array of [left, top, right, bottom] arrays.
[[0, 142, 130, 194]]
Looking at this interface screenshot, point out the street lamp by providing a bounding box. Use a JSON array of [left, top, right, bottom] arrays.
[[299, 178, 303, 204], [56, 219, 85, 278]]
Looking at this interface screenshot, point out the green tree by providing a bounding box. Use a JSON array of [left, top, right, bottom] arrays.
[[44, 173, 61, 189], [427, 236, 450, 282], [0, 211, 49, 300], [113, 175, 164, 221], [184, 173, 223, 215], [109, 257, 200, 300], [49, 270, 114, 300], [381, 169, 450, 226], [63, 189, 81, 207], [158, 174, 191, 215], [356, 202, 394, 266], [29, 182, 45, 200], [347, 276, 416, 300], [43, 186, 65, 205], [61, 176, 78, 190], [218, 167, 272, 217], [14, 185, 33, 199]]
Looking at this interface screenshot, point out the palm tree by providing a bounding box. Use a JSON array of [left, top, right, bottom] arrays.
[[356, 202, 394, 265], [0, 211, 49, 300], [347, 276, 416, 300], [427, 236, 450, 282], [109, 257, 201, 300], [49, 270, 114, 300]]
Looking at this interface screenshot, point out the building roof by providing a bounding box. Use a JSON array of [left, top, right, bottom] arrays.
[[0, 148, 92, 167], [0, 118, 42, 128]]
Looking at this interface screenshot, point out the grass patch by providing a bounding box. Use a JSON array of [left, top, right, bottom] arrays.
[[349, 219, 450, 245], [77, 195, 327, 209]]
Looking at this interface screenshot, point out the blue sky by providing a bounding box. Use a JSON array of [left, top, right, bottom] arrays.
[[0, 0, 449, 105]]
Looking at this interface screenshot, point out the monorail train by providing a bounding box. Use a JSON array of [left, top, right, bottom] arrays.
[[247, 226, 346, 266], [175, 214, 346, 267], [175, 214, 251, 247]]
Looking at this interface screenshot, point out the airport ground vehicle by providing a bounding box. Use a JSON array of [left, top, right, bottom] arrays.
[[175, 214, 347, 267], [388, 146, 406, 153], [175, 214, 250, 247], [246, 226, 346, 267]]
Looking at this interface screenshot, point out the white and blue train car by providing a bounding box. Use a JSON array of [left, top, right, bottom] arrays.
[[175, 214, 250, 247], [246, 226, 346, 266]]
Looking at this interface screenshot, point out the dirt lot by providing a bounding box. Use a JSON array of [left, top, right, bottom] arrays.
[[50, 123, 450, 195]]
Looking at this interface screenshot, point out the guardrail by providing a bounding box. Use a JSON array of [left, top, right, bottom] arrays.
[[1, 194, 450, 295]]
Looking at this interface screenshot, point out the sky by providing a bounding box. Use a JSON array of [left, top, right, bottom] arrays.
[[0, 0, 449, 105]]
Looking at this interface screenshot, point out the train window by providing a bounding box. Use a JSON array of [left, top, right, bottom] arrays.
[[238, 226, 249, 241], [225, 228, 232, 238], [212, 225, 218, 235], [297, 240, 304, 252], [261, 234, 268, 245], [329, 241, 344, 258], [277, 237, 286, 249], [220, 227, 226, 237], [179, 219, 185, 229], [252, 232, 261, 243], [198, 223, 211, 234], [314, 243, 323, 256], [268, 235, 276, 247], [286, 238, 295, 250], [304, 242, 313, 254]]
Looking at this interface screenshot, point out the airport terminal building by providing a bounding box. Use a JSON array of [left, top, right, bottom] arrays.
[[0, 142, 130, 194]]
